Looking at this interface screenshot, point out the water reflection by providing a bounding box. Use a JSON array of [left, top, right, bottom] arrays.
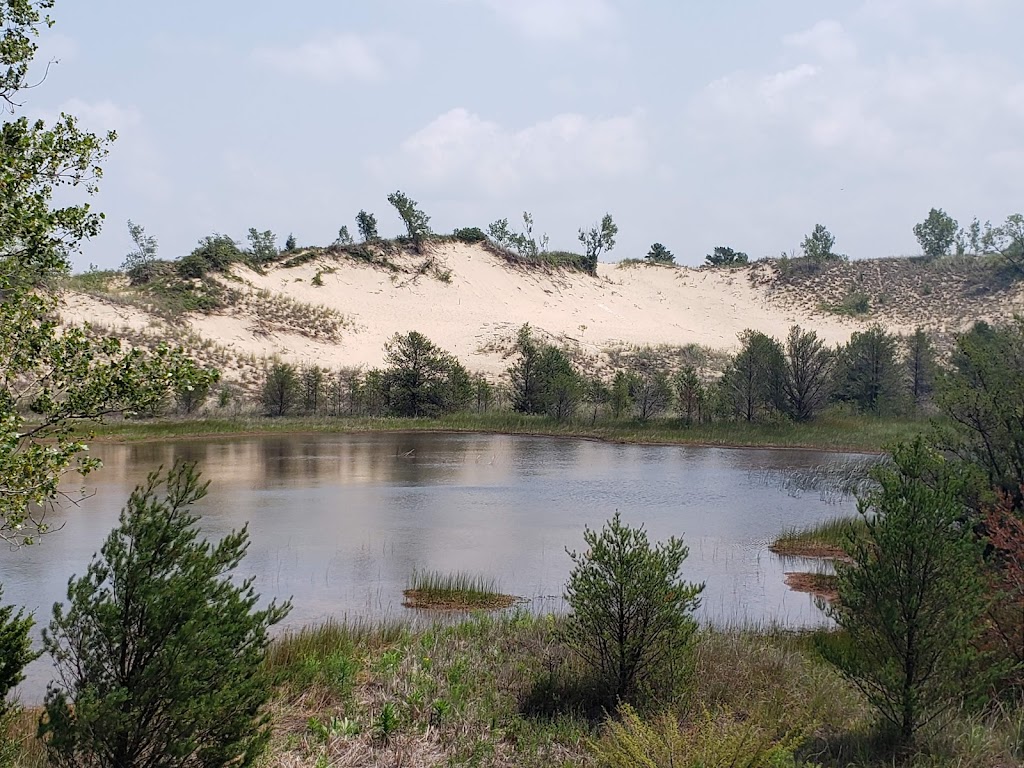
[[0, 432, 864, 701]]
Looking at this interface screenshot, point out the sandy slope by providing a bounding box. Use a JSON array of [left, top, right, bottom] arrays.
[[60, 243, 989, 382]]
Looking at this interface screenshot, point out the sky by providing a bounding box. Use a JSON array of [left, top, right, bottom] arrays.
[[22, 0, 1024, 270]]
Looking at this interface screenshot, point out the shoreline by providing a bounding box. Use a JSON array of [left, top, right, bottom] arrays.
[[85, 414, 924, 454]]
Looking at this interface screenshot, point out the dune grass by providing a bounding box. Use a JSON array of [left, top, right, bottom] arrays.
[[402, 570, 518, 611], [771, 516, 868, 560]]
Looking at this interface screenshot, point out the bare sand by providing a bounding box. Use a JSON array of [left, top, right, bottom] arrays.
[[59, 243, 981, 382]]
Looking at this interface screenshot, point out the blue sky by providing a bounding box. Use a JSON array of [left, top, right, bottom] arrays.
[[27, 0, 1024, 269]]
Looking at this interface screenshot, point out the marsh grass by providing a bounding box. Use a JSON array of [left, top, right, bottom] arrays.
[[402, 570, 518, 611], [88, 411, 929, 453], [772, 516, 867, 560]]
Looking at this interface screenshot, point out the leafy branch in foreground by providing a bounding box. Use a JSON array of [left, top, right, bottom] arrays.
[[0, 0, 219, 545]]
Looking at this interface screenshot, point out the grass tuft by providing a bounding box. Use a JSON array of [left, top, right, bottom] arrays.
[[402, 570, 518, 611], [771, 516, 867, 560]]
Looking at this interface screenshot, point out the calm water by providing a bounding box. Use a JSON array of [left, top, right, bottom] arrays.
[[2, 432, 862, 700]]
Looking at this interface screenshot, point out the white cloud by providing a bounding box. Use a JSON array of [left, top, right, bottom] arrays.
[[784, 20, 857, 62], [58, 98, 141, 133], [377, 107, 646, 195], [254, 33, 403, 82], [467, 0, 615, 41]]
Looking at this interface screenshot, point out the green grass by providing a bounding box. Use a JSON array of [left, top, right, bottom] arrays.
[[258, 615, 1024, 767], [403, 570, 517, 610], [11, 615, 1023, 766], [87, 411, 931, 453], [772, 515, 868, 559]]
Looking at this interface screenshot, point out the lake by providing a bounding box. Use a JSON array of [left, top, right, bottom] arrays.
[[1, 432, 863, 700]]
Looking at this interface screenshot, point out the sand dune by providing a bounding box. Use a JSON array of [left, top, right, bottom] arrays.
[[61, 243, 1022, 382]]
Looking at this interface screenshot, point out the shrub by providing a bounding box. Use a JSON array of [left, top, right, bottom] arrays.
[[0, 586, 37, 763], [177, 234, 246, 278], [818, 439, 992, 747], [355, 210, 379, 243], [705, 246, 748, 267], [645, 242, 675, 265], [40, 463, 290, 768], [591, 703, 807, 768], [261, 361, 299, 417], [563, 512, 704, 704], [452, 226, 487, 244], [246, 228, 278, 264]]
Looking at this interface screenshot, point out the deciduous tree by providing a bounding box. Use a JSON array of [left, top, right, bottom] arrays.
[[0, 1, 216, 545], [578, 214, 617, 275], [387, 191, 431, 252], [914, 208, 958, 261], [355, 210, 379, 243]]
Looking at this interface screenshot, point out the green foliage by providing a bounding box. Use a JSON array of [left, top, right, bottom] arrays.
[[578, 213, 618, 275], [563, 512, 703, 703], [705, 246, 749, 267], [935, 318, 1024, 501], [0, 0, 216, 544], [334, 225, 353, 246], [780, 325, 833, 422], [284, 233, 297, 251], [246, 228, 278, 263], [120, 220, 158, 273], [801, 223, 843, 262], [174, 371, 217, 415], [261, 361, 299, 417], [591, 703, 808, 768], [487, 212, 549, 260], [720, 330, 785, 422], [387, 190, 432, 251], [40, 463, 290, 768], [675, 366, 706, 425], [645, 242, 675, 265], [836, 325, 902, 414], [625, 353, 673, 421], [177, 234, 246, 278], [906, 327, 937, 408], [452, 226, 487, 243], [383, 331, 471, 417], [819, 439, 991, 746], [0, 587, 37, 719], [914, 208, 958, 261], [821, 291, 870, 316], [507, 324, 582, 420], [355, 210, 379, 243]]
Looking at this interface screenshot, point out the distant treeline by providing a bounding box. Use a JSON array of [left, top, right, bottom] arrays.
[[163, 320, 1018, 445]]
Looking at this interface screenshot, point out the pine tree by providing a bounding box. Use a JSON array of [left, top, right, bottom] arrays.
[[818, 439, 991, 746], [41, 463, 290, 768]]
